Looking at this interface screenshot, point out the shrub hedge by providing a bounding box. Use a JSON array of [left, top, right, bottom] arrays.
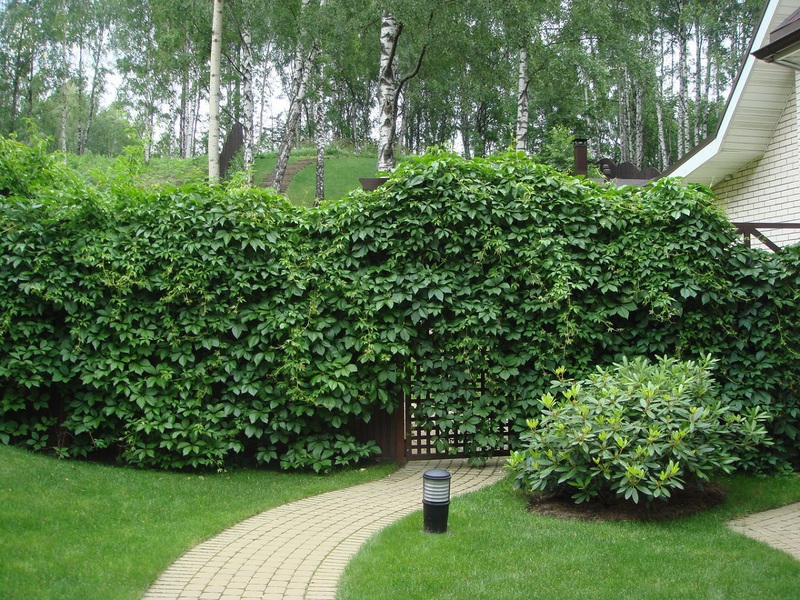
[[1, 137, 798, 470]]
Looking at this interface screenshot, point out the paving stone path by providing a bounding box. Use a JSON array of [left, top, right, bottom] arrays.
[[143, 458, 506, 600], [142, 458, 800, 600], [728, 501, 800, 561]]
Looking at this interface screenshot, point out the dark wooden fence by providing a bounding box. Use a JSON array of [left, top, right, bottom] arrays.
[[219, 122, 244, 180]]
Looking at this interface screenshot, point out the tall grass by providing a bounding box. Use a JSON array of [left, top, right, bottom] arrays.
[[0, 445, 394, 600], [66, 153, 207, 188]]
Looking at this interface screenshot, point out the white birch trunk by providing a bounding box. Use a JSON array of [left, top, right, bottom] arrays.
[[76, 38, 86, 154], [191, 86, 201, 156], [619, 69, 630, 163], [656, 32, 669, 170], [634, 84, 644, 168], [460, 110, 472, 160], [257, 61, 270, 151], [271, 55, 309, 190], [315, 100, 325, 205], [377, 11, 401, 173], [208, 0, 224, 182], [59, 0, 69, 155], [180, 35, 192, 158], [80, 26, 106, 156], [242, 24, 255, 184], [677, 23, 690, 157], [180, 77, 190, 158], [515, 47, 529, 153], [272, 0, 313, 190], [60, 78, 68, 153], [655, 92, 668, 171], [166, 95, 177, 158], [9, 16, 31, 126], [694, 22, 703, 146]]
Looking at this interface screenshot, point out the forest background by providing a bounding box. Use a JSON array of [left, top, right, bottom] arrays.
[[0, 0, 762, 182]]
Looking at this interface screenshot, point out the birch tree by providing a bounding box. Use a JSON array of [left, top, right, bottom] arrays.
[[376, 6, 431, 172], [271, 0, 318, 191], [515, 47, 529, 153], [208, 0, 223, 181], [228, 3, 257, 181], [314, 98, 325, 204], [376, 10, 401, 172], [241, 23, 255, 180], [74, 0, 111, 155], [0, 1, 36, 133], [58, 0, 68, 153], [0, 0, 763, 170]]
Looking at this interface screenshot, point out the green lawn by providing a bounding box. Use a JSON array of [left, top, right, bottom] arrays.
[[0, 445, 394, 600], [3, 446, 800, 600], [287, 156, 379, 207], [251, 154, 277, 187], [67, 151, 378, 207], [339, 474, 800, 600]]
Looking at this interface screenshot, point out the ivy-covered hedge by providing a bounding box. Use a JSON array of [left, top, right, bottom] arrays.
[[1, 137, 798, 470]]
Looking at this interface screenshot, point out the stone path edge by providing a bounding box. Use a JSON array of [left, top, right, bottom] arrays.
[[728, 501, 800, 561]]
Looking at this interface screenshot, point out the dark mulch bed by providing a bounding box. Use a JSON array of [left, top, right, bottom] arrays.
[[527, 484, 727, 521]]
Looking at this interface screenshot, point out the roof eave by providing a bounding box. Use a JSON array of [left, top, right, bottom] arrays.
[[664, 0, 795, 186]]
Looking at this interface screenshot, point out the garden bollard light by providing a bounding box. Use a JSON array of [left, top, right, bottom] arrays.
[[422, 468, 451, 533]]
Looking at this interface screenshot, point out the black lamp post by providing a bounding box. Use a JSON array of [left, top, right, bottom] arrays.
[[422, 468, 451, 533]]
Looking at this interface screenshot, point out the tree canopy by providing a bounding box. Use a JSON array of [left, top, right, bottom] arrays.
[[0, 0, 762, 171]]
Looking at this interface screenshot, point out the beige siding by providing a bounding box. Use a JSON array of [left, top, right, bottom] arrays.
[[712, 71, 800, 249]]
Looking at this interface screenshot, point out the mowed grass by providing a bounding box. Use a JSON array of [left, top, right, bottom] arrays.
[[251, 154, 378, 207], [251, 154, 277, 187], [0, 445, 394, 600], [287, 156, 379, 207], [339, 474, 800, 600]]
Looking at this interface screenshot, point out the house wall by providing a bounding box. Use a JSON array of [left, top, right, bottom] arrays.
[[712, 71, 800, 249]]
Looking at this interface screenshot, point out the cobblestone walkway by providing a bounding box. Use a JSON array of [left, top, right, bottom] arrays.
[[728, 502, 800, 561], [143, 458, 506, 600]]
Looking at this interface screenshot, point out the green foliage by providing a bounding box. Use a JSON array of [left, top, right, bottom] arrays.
[[1, 139, 798, 471], [0, 133, 90, 201], [532, 124, 579, 174], [279, 434, 380, 473], [66, 148, 207, 190], [287, 156, 378, 206], [508, 356, 770, 504]]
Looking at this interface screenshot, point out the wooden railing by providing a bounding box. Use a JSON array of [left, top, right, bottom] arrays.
[[733, 222, 800, 252]]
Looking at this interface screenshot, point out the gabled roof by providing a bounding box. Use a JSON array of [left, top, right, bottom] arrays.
[[666, 0, 799, 186]]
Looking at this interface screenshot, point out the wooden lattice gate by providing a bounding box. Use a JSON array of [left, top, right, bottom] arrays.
[[350, 374, 512, 464]]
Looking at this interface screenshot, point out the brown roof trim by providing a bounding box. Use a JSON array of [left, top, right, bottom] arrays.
[[767, 7, 800, 42], [752, 30, 800, 60]]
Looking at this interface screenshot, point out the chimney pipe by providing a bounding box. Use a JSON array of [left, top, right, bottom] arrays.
[[573, 138, 588, 177]]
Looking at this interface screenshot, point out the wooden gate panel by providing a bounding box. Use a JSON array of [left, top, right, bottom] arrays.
[[348, 406, 405, 463], [349, 370, 513, 463]]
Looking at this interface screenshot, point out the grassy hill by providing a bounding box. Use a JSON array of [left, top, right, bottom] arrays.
[[251, 153, 379, 207], [67, 149, 380, 207], [285, 156, 379, 207]]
